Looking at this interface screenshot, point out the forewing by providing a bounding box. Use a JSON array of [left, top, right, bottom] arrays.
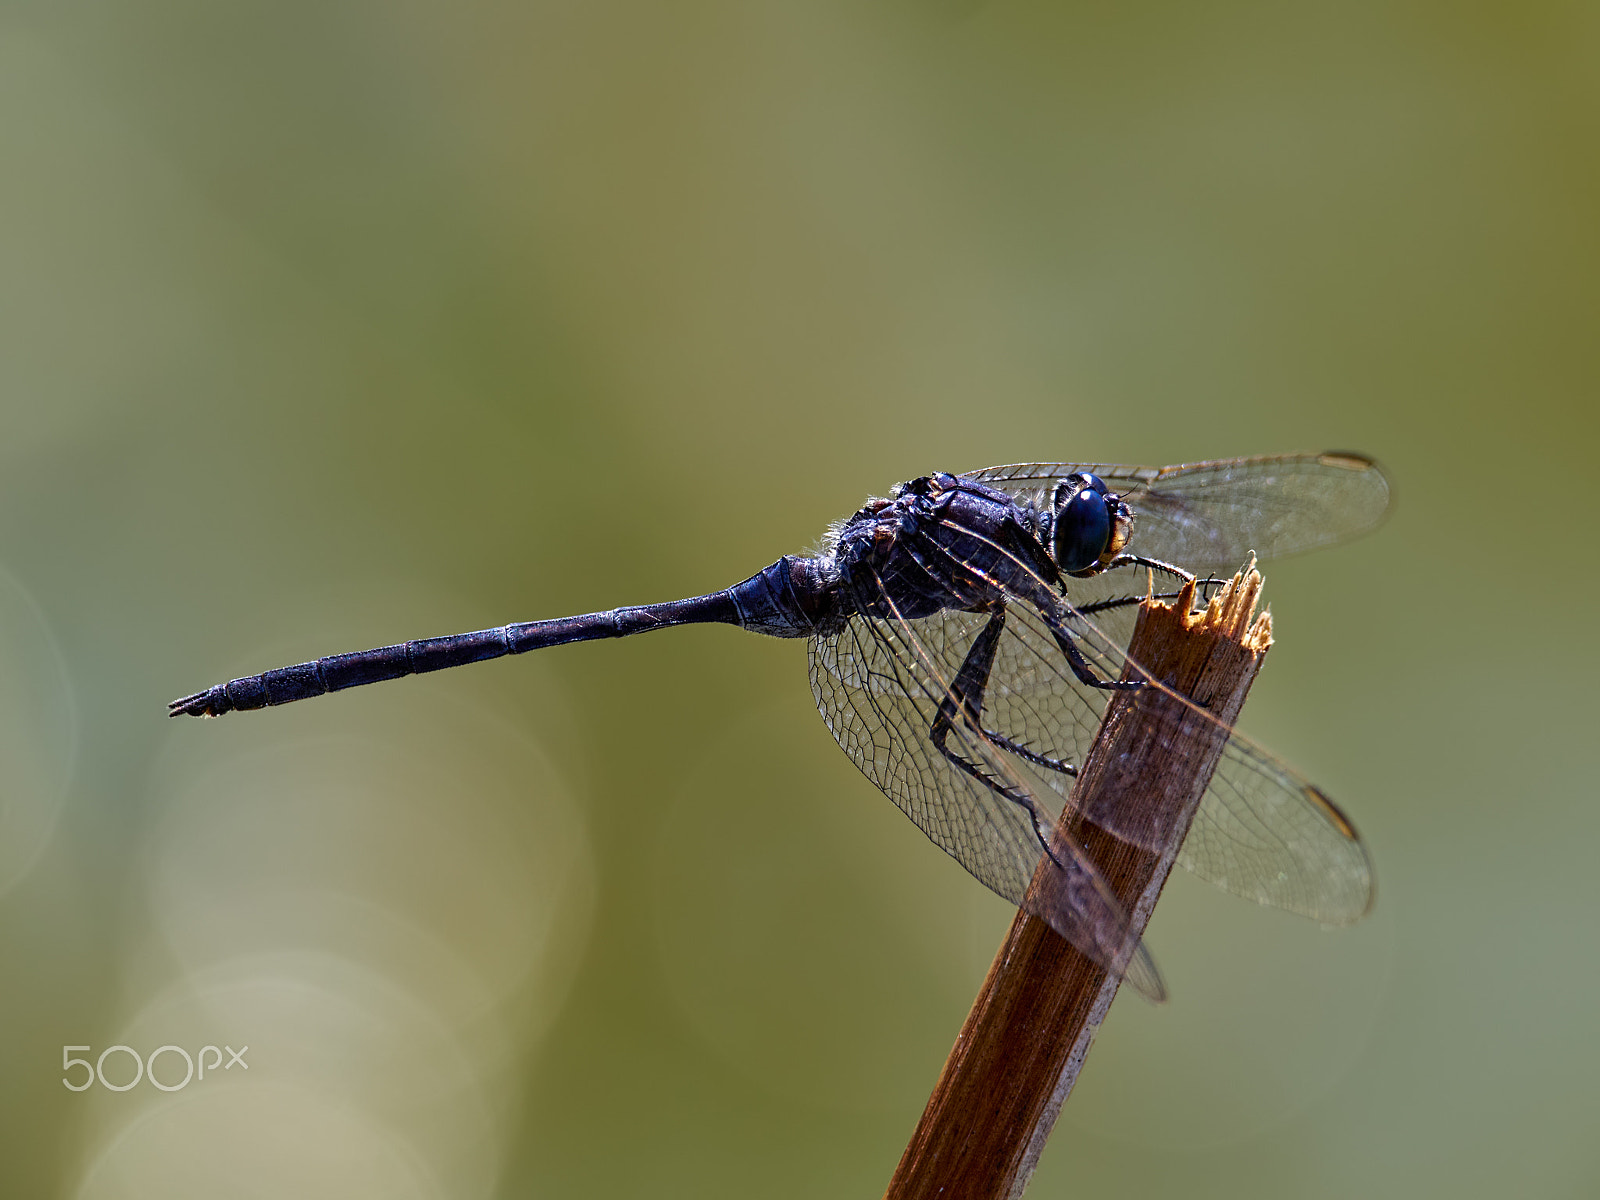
[[809, 588, 1165, 1000], [967, 453, 1391, 575], [913, 510, 1375, 924]]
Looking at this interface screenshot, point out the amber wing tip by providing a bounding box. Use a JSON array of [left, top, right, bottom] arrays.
[[1317, 450, 1378, 470]]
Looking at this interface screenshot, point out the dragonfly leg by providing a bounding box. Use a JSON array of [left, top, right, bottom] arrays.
[[1094, 554, 1229, 615], [993, 738, 1078, 777], [1102, 552, 1193, 582], [1076, 589, 1187, 618], [1073, 575, 1228, 621], [1037, 603, 1143, 692], [929, 609, 1077, 810]]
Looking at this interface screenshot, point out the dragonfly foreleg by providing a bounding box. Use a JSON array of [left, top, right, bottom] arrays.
[[1095, 554, 1230, 614], [1102, 552, 1193, 582]]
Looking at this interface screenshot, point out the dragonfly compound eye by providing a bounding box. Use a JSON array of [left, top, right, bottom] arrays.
[[1052, 475, 1113, 575]]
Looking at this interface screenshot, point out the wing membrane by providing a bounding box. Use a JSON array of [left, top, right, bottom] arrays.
[[810, 569, 1166, 1000], [967, 453, 1391, 575]]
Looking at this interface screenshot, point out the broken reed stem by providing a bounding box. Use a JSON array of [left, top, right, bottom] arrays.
[[884, 566, 1274, 1200]]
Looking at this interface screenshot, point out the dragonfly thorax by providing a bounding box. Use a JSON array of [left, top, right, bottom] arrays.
[[828, 473, 1062, 622]]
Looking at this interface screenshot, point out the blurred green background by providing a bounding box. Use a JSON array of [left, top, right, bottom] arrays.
[[1, 1, 1596, 1196]]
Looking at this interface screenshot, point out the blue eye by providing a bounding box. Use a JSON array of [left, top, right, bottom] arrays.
[[1054, 478, 1112, 574]]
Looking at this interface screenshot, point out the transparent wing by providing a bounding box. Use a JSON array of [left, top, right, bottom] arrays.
[[809, 573, 1166, 1000], [966, 452, 1391, 575], [905, 510, 1375, 924]]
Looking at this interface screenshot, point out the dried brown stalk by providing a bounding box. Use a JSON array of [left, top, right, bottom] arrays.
[[884, 566, 1273, 1200]]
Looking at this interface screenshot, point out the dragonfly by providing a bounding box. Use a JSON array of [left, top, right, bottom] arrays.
[[171, 452, 1390, 1001]]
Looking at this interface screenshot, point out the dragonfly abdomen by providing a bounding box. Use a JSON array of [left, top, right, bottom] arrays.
[[168, 557, 841, 718]]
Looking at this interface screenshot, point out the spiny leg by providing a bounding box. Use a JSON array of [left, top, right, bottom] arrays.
[[1041, 560, 1230, 708], [929, 606, 1079, 795], [1074, 575, 1228, 621], [1038, 599, 1145, 692], [925, 608, 1084, 872], [1101, 552, 1193, 581], [1074, 554, 1225, 622]]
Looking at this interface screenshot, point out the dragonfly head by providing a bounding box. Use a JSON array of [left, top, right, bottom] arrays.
[[1049, 473, 1132, 577]]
